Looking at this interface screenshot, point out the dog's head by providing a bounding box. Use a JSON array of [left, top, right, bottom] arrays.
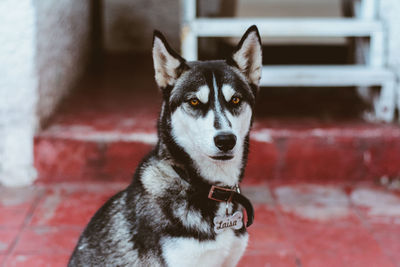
[[153, 26, 262, 185]]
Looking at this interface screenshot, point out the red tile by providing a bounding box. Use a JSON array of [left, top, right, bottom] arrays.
[[35, 137, 152, 182], [0, 207, 28, 228], [30, 184, 123, 227], [281, 216, 394, 267], [5, 253, 70, 267], [34, 138, 101, 182], [281, 137, 364, 182], [350, 187, 400, 224], [245, 140, 279, 184], [0, 229, 19, 253], [241, 186, 274, 206], [247, 226, 294, 256], [252, 205, 279, 227], [362, 138, 400, 180], [238, 252, 297, 267], [0, 255, 5, 265], [247, 206, 294, 256], [0, 186, 40, 210], [300, 254, 344, 267], [14, 227, 81, 254], [0, 187, 41, 228], [102, 141, 152, 180], [274, 184, 355, 222], [369, 223, 400, 264]]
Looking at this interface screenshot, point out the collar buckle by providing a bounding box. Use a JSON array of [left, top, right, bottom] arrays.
[[208, 185, 235, 202]]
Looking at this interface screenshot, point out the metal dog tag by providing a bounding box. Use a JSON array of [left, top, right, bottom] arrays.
[[213, 211, 243, 233]]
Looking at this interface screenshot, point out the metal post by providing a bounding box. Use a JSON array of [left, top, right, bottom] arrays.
[[375, 80, 396, 122], [360, 0, 377, 19], [181, 0, 198, 60], [370, 31, 384, 67]]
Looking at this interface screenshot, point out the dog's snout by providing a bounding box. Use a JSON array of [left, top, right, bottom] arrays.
[[214, 133, 236, 152]]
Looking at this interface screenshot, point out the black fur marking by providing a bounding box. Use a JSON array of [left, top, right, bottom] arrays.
[[169, 62, 255, 129], [127, 166, 165, 260], [70, 26, 260, 266]]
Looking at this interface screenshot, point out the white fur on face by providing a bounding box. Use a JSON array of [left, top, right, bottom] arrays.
[[170, 84, 253, 186], [226, 104, 252, 150], [222, 85, 235, 102], [196, 85, 209, 104]]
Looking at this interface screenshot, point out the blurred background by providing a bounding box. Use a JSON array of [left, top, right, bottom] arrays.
[[1, 0, 400, 186], [1, 0, 400, 266]]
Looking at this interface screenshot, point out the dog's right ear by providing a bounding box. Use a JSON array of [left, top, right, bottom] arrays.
[[228, 25, 262, 87], [152, 31, 189, 89]]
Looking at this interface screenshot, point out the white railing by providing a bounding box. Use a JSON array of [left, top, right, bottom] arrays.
[[180, 0, 397, 122]]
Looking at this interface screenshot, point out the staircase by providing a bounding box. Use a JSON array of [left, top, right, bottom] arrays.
[[18, 2, 400, 266], [34, 55, 400, 184], [181, 0, 397, 122]]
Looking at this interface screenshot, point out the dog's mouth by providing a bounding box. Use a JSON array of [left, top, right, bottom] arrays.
[[210, 155, 234, 161]]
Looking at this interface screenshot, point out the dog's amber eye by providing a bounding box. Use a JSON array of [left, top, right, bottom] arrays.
[[231, 96, 240, 105], [190, 98, 200, 106]]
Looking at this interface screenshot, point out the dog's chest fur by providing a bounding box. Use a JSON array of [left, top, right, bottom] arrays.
[[70, 156, 248, 266], [141, 157, 249, 266], [162, 228, 248, 267], [69, 25, 262, 266]]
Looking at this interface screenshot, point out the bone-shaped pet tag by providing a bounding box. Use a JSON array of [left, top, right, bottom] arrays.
[[213, 211, 244, 233]]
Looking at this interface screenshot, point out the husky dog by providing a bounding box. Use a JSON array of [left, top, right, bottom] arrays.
[[69, 25, 262, 267]]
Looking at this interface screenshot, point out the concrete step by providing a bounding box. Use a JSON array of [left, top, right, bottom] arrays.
[[34, 55, 400, 184], [35, 116, 400, 184]]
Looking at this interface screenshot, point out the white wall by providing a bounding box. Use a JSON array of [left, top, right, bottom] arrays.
[[34, 0, 91, 125], [104, 0, 220, 53], [104, 0, 181, 52], [0, 0, 38, 186], [0, 0, 90, 186]]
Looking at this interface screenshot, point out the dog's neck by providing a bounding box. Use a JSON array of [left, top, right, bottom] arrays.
[[156, 100, 250, 187], [156, 128, 249, 188], [188, 151, 244, 187]]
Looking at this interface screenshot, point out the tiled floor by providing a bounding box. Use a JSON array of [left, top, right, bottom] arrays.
[[13, 55, 400, 266], [1, 182, 399, 267]]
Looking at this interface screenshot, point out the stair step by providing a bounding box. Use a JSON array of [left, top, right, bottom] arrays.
[[35, 120, 400, 184], [34, 55, 400, 185], [260, 65, 394, 86], [191, 18, 383, 37]]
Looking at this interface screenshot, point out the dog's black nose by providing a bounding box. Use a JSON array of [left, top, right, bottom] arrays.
[[214, 133, 236, 152]]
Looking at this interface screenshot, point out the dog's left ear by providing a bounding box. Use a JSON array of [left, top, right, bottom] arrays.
[[152, 30, 189, 89], [228, 25, 262, 87]]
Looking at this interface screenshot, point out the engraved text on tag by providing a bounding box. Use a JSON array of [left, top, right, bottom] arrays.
[[213, 211, 243, 233]]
